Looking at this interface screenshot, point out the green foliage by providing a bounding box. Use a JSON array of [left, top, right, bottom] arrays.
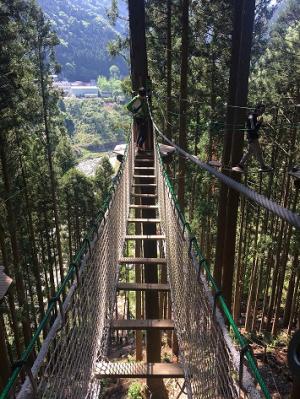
[[109, 65, 120, 79], [127, 382, 143, 399], [64, 98, 130, 147], [97, 75, 123, 96], [37, 0, 128, 81], [61, 168, 98, 226], [94, 156, 114, 201], [55, 135, 77, 173]]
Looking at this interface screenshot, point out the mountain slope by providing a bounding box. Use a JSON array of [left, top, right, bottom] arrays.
[[38, 0, 128, 81]]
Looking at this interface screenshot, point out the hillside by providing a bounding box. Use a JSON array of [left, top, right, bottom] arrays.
[[63, 98, 130, 151], [38, 0, 128, 81]]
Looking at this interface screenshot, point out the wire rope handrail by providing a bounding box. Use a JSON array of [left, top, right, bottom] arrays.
[[148, 98, 300, 230]]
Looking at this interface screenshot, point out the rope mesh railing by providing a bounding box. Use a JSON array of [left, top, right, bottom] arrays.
[[154, 136, 269, 399], [1, 127, 271, 399], [1, 135, 134, 399]]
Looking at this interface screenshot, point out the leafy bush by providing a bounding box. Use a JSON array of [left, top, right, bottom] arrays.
[[128, 382, 143, 399]]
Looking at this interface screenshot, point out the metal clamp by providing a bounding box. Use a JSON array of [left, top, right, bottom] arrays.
[[239, 343, 251, 387], [188, 236, 197, 259], [213, 289, 222, 316], [12, 360, 38, 397]]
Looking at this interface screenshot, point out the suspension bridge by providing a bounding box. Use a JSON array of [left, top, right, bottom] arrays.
[[4, 119, 290, 398]]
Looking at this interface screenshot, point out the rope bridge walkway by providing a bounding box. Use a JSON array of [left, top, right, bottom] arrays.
[[1, 133, 271, 399]]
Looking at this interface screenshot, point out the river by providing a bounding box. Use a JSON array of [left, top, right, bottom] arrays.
[[76, 153, 118, 177]]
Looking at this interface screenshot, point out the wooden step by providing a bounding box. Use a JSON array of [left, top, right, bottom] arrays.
[[132, 184, 157, 187], [117, 283, 170, 291], [133, 175, 156, 178], [135, 167, 155, 170], [94, 362, 184, 378], [119, 257, 167, 264], [111, 319, 174, 330], [135, 153, 153, 158], [127, 218, 161, 223], [131, 193, 157, 198], [125, 235, 165, 240], [135, 159, 154, 163], [129, 204, 159, 209]]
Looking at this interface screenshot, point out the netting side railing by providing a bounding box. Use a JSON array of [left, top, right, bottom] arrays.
[[1, 135, 134, 399], [154, 136, 270, 399]]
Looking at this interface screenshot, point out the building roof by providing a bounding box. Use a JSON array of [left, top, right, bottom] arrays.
[[0, 266, 12, 300], [113, 143, 175, 157]]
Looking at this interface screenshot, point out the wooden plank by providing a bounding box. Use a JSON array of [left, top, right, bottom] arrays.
[[119, 257, 167, 264], [112, 319, 174, 330], [117, 282, 170, 291], [135, 159, 154, 163], [133, 175, 156, 178], [132, 183, 157, 187], [125, 235, 165, 240], [134, 167, 155, 170], [127, 218, 161, 223], [129, 204, 159, 209], [131, 193, 157, 198], [94, 362, 184, 378]]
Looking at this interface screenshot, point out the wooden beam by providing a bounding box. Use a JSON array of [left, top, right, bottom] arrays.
[[94, 362, 184, 378], [119, 257, 167, 264], [111, 319, 174, 330], [127, 218, 161, 223], [117, 283, 170, 291], [125, 235, 165, 240]]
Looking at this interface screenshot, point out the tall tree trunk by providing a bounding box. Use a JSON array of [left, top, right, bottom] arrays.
[[37, 37, 65, 285], [214, 0, 243, 287], [0, 222, 23, 359], [177, 0, 189, 210], [0, 134, 33, 353], [0, 315, 10, 392], [128, 1, 166, 395], [233, 195, 246, 323], [166, 0, 173, 140], [16, 133, 46, 326], [219, 0, 256, 309]]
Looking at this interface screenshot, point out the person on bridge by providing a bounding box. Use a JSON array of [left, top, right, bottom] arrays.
[[126, 87, 149, 151], [232, 104, 273, 173]]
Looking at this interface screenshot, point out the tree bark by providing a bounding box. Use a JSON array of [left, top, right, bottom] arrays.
[[220, 0, 256, 309], [37, 37, 65, 285], [166, 0, 173, 140], [177, 0, 189, 210], [0, 134, 33, 353]]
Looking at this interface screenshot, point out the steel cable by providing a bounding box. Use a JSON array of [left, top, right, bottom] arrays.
[[147, 99, 300, 230]]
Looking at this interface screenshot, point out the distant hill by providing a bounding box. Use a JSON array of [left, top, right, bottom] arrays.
[[38, 0, 128, 81]]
